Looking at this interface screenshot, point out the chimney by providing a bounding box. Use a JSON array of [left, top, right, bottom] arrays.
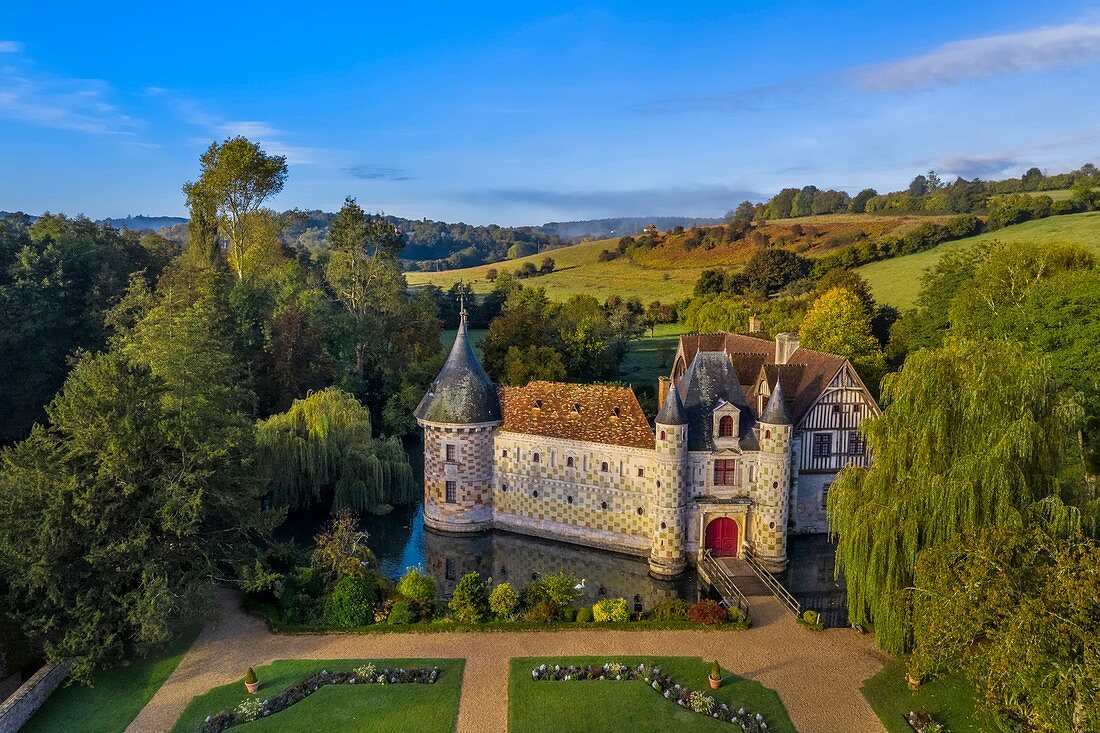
[[775, 332, 800, 364], [658, 376, 670, 407], [748, 314, 763, 334]]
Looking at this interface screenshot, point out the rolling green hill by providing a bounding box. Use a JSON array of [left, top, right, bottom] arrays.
[[858, 211, 1100, 310]]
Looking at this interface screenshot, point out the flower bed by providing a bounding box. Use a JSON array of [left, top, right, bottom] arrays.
[[530, 661, 770, 732], [196, 665, 440, 732], [905, 711, 949, 733]]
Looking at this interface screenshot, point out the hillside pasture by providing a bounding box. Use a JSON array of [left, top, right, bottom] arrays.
[[858, 211, 1100, 310]]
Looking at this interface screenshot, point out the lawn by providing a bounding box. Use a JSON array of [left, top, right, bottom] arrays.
[[858, 211, 1100, 310], [509, 656, 796, 733], [861, 658, 995, 733], [618, 323, 690, 388], [22, 627, 199, 733], [170, 658, 463, 733]]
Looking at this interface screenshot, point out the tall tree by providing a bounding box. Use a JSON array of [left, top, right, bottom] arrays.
[[828, 340, 1085, 653], [182, 137, 288, 279], [799, 287, 885, 390]]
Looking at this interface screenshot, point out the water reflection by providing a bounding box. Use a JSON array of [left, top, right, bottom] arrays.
[[778, 534, 849, 627]]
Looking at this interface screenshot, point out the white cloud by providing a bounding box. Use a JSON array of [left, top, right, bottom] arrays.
[[853, 24, 1100, 92], [0, 70, 139, 135], [0, 40, 22, 53]]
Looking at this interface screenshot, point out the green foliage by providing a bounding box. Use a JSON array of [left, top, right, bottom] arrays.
[[911, 529, 1100, 732], [256, 387, 416, 514], [649, 599, 690, 621], [522, 572, 582, 617], [503, 345, 567, 386], [710, 661, 721, 681], [592, 597, 629, 622], [396, 568, 437, 607], [323, 575, 377, 627], [309, 510, 379, 588], [386, 600, 414, 625], [800, 287, 886, 390], [489, 582, 520, 620], [741, 249, 812, 294], [521, 601, 557, 624], [575, 607, 593, 623], [828, 340, 1086, 654], [245, 667, 258, 684], [449, 572, 491, 623], [678, 293, 807, 335]]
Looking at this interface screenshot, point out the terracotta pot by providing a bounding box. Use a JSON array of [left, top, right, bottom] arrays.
[[246, 680, 260, 694], [709, 676, 721, 690]]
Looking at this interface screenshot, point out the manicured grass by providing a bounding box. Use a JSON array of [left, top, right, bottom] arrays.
[[618, 323, 690, 388], [23, 628, 199, 733], [858, 211, 1100, 310], [170, 658, 463, 733], [509, 656, 796, 733], [861, 658, 995, 733]]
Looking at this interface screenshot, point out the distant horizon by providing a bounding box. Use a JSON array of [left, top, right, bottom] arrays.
[[3, 2, 1100, 226]]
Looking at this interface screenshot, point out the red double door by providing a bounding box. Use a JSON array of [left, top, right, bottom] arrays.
[[704, 517, 739, 557]]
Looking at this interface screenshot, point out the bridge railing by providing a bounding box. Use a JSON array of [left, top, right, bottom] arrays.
[[742, 548, 801, 617], [698, 549, 750, 618]]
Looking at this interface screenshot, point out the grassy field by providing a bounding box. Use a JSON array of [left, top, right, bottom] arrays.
[[23, 628, 199, 733], [171, 658, 463, 733], [407, 213, 958, 303], [618, 323, 690, 388], [862, 658, 995, 733], [510, 656, 796, 733], [858, 211, 1100, 310]]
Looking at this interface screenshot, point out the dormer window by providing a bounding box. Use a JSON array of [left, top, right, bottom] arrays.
[[718, 415, 734, 438], [612, 406, 621, 418], [573, 402, 582, 414], [534, 399, 542, 409]]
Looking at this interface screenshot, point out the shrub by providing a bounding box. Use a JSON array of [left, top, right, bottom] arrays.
[[575, 607, 593, 623], [522, 600, 556, 624], [489, 582, 520, 620], [396, 568, 436, 606], [688, 600, 729, 625], [523, 572, 581, 619], [323, 575, 377, 627], [449, 572, 490, 623], [387, 600, 414, 625], [649, 598, 690, 621], [245, 667, 257, 684], [709, 660, 721, 680], [592, 597, 629, 623]]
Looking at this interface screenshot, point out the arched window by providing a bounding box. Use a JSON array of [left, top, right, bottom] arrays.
[[601, 461, 609, 473], [718, 415, 734, 437], [765, 429, 771, 439], [659, 430, 666, 441], [532, 452, 540, 463], [566, 456, 575, 468]]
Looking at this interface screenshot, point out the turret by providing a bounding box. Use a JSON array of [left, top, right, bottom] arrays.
[[752, 381, 793, 572], [415, 301, 500, 533], [650, 383, 689, 578]]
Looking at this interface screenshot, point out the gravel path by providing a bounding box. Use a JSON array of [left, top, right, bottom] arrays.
[[128, 588, 890, 733]]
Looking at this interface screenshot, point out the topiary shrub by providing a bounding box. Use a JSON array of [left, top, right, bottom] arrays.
[[592, 597, 630, 623], [522, 600, 556, 624], [649, 598, 690, 621], [323, 575, 377, 627], [688, 599, 729, 625], [489, 582, 520, 620], [387, 600, 414, 625], [449, 572, 490, 623], [244, 667, 257, 684], [575, 607, 593, 623]]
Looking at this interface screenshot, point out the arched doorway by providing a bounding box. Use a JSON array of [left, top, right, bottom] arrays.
[[704, 517, 739, 557]]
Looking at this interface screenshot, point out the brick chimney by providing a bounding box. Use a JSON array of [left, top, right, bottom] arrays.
[[748, 314, 763, 334], [775, 332, 800, 364], [658, 376, 670, 407]]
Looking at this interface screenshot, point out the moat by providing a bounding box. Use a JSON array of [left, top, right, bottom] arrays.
[[282, 501, 849, 626]]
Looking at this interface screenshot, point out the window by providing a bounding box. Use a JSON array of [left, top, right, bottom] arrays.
[[601, 501, 608, 510], [748, 465, 755, 483], [612, 406, 621, 417], [832, 404, 842, 414], [445, 444, 456, 462], [567, 495, 573, 504], [534, 399, 542, 409], [532, 452, 540, 463], [813, 433, 832, 457], [502, 449, 508, 458], [636, 467, 645, 478], [852, 404, 862, 416], [764, 429, 771, 439], [445, 558, 455, 581], [847, 432, 866, 456], [718, 415, 734, 437], [713, 459, 737, 486], [566, 456, 575, 468], [601, 461, 609, 473], [445, 481, 457, 503], [636, 507, 644, 516], [821, 484, 831, 510], [659, 430, 666, 440]]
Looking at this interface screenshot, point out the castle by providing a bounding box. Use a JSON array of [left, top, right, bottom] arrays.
[[415, 309, 880, 577]]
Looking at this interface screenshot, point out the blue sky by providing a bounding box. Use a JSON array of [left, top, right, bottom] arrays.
[[2, 1, 1100, 226]]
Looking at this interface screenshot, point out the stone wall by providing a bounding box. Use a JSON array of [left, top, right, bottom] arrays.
[[0, 660, 70, 733], [423, 422, 497, 531]]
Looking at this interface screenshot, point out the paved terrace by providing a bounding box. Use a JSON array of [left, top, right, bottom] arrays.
[[128, 588, 891, 733]]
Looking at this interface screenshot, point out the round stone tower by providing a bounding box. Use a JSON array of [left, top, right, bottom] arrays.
[[415, 304, 501, 533], [649, 383, 689, 578], [752, 381, 793, 572]]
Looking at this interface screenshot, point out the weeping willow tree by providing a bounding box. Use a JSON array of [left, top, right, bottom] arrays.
[[828, 338, 1086, 654], [256, 388, 417, 514]]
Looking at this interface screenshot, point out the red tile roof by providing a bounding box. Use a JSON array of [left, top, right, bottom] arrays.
[[499, 381, 654, 449]]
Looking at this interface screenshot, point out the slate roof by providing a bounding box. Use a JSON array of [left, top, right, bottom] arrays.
[[655, 382, 688, 425], [676, 332, 846, 424], [415, 316, 502, 424], [678, 351, 754, 451], [759, 380, 793, 425], [499, 381, 654, 449]]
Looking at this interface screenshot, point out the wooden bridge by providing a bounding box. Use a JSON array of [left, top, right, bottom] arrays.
[[697, 548, 803, 619]]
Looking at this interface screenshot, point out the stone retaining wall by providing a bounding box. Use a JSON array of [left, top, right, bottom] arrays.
[[0, 660, 70, 733]]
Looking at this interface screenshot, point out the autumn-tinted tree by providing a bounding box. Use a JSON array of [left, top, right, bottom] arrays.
[[800, 288, 885, 390]]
